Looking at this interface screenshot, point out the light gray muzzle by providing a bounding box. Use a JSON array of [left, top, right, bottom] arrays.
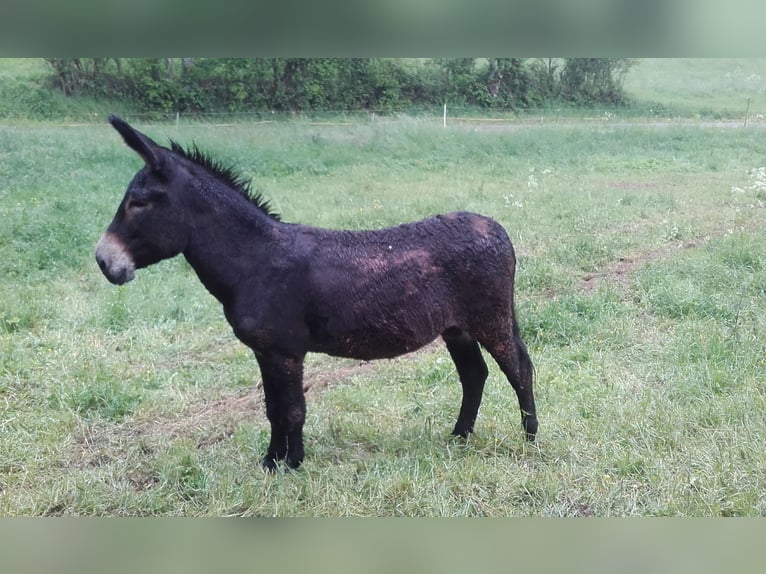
[[95, 232, 135, 285]]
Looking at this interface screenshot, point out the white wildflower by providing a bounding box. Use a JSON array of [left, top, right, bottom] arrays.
[[503, 193, 523, 209], [733, 167, 766, 194]]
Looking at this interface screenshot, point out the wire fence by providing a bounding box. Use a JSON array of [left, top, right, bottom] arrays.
[[13, 101, 766, 128]]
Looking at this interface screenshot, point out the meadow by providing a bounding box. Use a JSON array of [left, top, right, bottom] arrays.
[[1, 117, 765, 516], [1, 60, 766, 516], [623, 58, 766, 119]]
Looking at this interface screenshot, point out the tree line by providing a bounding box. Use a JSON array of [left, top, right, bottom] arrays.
[[43, 58, 636, 115]]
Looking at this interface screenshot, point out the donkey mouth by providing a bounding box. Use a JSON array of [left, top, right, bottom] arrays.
[[96, 256, 135, 285], [95, 233, 136, 285]]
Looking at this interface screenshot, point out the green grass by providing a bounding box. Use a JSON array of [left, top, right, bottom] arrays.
[[1, 110, 766, 515], [624, 58, 766, 119], [0, 59, 139, 121]]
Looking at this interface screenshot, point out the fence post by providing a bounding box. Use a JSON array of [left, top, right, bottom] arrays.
[[443, 103, 447, 128], [745, 97, 751, 127], [176, 111, 180, 126]]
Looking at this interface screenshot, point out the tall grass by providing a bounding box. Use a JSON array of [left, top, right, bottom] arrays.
[[624, 58, 766, 119], [1, 117, 765, 515]]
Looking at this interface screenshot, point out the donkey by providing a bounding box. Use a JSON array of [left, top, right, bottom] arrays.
[[95, 115, 537, 470]]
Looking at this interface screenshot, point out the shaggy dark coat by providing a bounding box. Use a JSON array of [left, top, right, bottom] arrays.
[[96, 116, 536, 470]]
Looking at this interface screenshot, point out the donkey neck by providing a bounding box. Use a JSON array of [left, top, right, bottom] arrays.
[[181, 182, 283, 305]]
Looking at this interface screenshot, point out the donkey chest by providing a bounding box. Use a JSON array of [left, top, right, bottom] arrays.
[[224, 291, 308, 356]]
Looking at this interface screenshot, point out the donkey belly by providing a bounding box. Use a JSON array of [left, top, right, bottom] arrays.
[[309, 328, 440, 360], [306, 302, 449, 360]]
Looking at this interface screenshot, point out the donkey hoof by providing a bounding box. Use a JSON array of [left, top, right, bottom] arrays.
[[285, 458, 302, 470], [261, 456, 279, 472], [523, 416, 538, 441], [450, 427, 472, 440]]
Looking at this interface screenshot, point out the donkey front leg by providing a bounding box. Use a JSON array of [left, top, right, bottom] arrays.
[[256, 353, 306, 471]]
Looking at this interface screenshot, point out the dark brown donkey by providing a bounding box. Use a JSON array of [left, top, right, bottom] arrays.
[[95, 115, 537, 470]]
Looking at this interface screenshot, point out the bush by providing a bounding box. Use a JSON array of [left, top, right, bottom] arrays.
[[560, 58, 636, 106], [39, 58, 637, 115]]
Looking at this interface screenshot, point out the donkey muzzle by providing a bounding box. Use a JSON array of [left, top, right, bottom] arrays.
[[95, 233, 136, 285]]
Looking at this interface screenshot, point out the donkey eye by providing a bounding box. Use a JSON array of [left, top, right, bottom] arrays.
[[127, 198, 149, 210]]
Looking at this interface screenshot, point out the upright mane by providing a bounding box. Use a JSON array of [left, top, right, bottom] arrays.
[[170, 141, 280, 221]]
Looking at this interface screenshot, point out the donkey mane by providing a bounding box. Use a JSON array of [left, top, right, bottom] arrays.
[[169, 140, 281, 221]]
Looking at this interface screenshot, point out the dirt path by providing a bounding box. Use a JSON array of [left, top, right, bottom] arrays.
[[442, 118, 766, 132], [578, 215, 764, 294], [579, 240, 699, 293], [123, 341, 444, 453]]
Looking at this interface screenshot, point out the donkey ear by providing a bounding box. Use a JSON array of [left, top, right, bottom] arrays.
[[108, 115, 164, 172]]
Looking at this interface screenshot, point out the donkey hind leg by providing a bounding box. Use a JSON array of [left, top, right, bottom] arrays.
[[480, 322, 537, 441], [256, 354, 306, 471], [443, 328, 489, 438]]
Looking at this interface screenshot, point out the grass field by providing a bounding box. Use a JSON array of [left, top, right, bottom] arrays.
[[624, 58, 766, 118], [1, 60, 766, 516]]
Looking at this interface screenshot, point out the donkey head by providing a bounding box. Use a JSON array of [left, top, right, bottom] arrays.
[[95, 116, 191, 285]]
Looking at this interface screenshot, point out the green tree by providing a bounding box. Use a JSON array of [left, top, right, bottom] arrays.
[[40, 57, 638, 115], [481, 58, 532, 109], [560, 58, 636, 105]]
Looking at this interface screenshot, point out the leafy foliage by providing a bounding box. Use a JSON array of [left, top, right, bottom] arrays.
[[41, 58, 636, 116], [560, 58, 637, 105]]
